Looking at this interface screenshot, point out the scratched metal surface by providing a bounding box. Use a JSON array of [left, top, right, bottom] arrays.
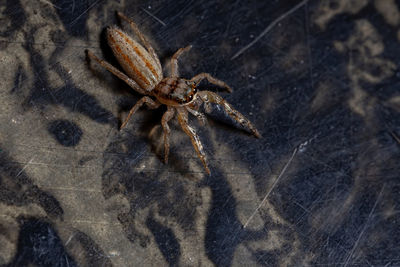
[[1, 0, 400, 266]]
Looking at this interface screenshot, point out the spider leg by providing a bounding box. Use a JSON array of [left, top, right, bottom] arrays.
[[198, 91, 261, 138], [87, 50, 147, 95], [186, 106, 207, 126], [121, 96, 160, 129], [176, 107, 210, 175], [117, 12, 162, 73], [191, 73, 233, 93], [161, 107, 175, 163], [170, 45, 192, 77]]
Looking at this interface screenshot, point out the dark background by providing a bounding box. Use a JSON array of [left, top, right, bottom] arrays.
[[1, 0, 400, 266]]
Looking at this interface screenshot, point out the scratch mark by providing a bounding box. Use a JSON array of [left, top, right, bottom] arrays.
[[9, 160, 253, 175], [69, 0, 102, 27], [41, 186, 102, 192], [0, 40, 100, 48], [15, 157, 35, 177], [39, 0, 62, 9], [64, 233, 75, 246], [12, 142, 248, 162], [343, 184, 386, 267], [141, 8, 166, 27], [293, 200, 310, 213], [68, 220, 120, 225], [231, 0, 309, 60], [365, 259, 373, 267], [223, 0, 240, 37], [243, 146, 298, 228], [72, 0, 76, 14], [168, 0, 195, 23], [304, 2, 314, 90], [389, 130, 400, 144]]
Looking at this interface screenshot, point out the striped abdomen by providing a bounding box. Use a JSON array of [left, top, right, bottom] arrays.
[[107, 27, 162, 91], [153, 77, 197, 106]]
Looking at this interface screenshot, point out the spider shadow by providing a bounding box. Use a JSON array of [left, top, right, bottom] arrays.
[[116, 95, 149, 129], [118, 106, 192, 175], [144, 99, 254, 176], [146, 118, 200, 177]]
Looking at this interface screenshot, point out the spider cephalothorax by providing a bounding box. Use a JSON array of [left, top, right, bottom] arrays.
[[87, 12, 260, 174], [153, 78, 197, 106]]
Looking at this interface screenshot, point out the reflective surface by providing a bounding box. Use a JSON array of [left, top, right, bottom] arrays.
[[1, 0, 399, 266]]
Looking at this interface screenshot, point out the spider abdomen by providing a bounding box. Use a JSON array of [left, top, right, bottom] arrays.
[[107, 27, 162, 90], [153, 77, 197, 106]]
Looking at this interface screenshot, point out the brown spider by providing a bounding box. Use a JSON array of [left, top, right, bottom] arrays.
[[87, 12, 261, 174]]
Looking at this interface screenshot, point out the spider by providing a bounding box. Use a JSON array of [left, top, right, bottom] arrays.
[[87, 12, 261, 174]]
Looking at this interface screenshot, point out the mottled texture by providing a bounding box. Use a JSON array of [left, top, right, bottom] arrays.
[[1, 0, 400, 266]]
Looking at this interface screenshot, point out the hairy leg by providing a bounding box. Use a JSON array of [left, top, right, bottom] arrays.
[[121, 96, 160, 129], [170, 45, 192, 77], [87, 50, 147, 95], [117, 12, 162, 72], [176, 107, 210, 175], [198, 91, 261, 138], [191, 73, 233, 93], [186, 107, 207, 126], [161, 107, 175, 163]]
